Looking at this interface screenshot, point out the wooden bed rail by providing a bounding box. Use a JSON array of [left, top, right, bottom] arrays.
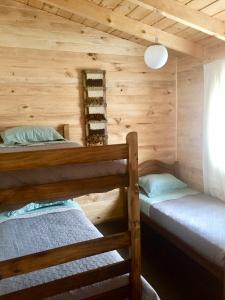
[[139, 159, 225, 300], [126, 132, 141, 300], [0, 143, 128, 171], [138, 159, 177, 177], [0, 174, 129, 211], [0, 232, 130, 279], [0, 132, 141, 300], [1, 262, 130, 300]]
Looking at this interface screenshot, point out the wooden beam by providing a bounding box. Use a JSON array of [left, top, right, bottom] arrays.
[[44, 0, 205, 58], [130, 0, 225, 42], [0, 174, 129, 212], [1, 261, 130, 300], [0, 232, 130, 279], [0, 144, 128, 171], [126, 132, 141, 299]]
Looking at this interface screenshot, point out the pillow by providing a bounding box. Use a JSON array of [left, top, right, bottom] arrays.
[[6, 200, 75, 217], [139, 173, 187, 197], [1, 126, 64, 145]]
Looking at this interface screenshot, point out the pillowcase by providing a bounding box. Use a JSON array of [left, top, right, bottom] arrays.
[[1, 126, 64, 145], [139, 173, 187, 197], [6, 200, 75, 217]]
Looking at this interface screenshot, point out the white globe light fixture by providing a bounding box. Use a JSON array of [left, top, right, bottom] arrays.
[[144, 44, 168, 70]]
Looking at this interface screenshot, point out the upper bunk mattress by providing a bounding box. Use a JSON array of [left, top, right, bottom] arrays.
[[0, 142, 126, 189], [0, 206, 159, 300], [141, 191, 225, 268]]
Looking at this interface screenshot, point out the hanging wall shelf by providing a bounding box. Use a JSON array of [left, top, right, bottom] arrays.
[[82, 70, 108, 146]]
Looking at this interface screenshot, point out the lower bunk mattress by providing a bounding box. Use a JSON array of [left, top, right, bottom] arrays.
[[0, 203, 159, 300], [140, 189, 225, 268]]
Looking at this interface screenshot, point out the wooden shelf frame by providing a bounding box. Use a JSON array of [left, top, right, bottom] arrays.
[[0, 132, 141, 300], [82, 69, 108, 146]]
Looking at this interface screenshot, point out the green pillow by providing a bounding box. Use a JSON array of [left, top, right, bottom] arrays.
[[6, 200, 76, 217], [139, 173, 187, 197], [1, 126, 64, 145]]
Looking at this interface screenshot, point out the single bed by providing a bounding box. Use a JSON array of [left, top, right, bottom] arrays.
[[138, 160, 225, 299]]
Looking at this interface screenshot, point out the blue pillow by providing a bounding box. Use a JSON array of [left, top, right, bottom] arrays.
[[139, 173, 187, 197], [7, 200, 75, 217], [1, 126, 64, 145]]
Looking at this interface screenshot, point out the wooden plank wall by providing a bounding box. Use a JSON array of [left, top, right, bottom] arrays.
[[177, 56, 204, 191], [0, 0, 176, 163], [0, 0, 177, 222]]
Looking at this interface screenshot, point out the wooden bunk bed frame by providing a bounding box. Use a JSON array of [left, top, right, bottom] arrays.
[[139, 159, 225, 299], [0, 131, 141, 300]]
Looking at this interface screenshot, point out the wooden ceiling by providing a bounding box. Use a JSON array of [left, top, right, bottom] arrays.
[[16, 0, 225, 58]]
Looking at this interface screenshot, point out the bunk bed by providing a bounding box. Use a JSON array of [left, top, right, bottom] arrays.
[[0, 125, 159, 300], [139, 159, 225, 299]]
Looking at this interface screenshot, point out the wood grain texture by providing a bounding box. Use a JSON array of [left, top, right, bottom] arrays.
[[126, 132, 141, 299], [1, 261, 130, 300], [0, 0, 176, 164], [0, 144, 128, 171], [131, 0, 225, 42], [140, 161, 225, 296], [138, 159, 176, 177], [0, 175, 129, 212], [14, 0, 225, 50], [0, 133, 140, 298], [0, 0, 177, 222], [0, 1, 144, 56], [43, 0, 205, 58], [0, 232, 130, 279], [76, 189, 126, 224], [177, 56, 204, 191]]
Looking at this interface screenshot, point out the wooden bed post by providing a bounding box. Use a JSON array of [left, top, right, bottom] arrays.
[[223, 269, 225, 300], [126, 132, 141, 300], [0, 134, 140, 299]]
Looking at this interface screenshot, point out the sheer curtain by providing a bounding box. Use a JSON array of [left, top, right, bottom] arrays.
[[203, 59, 225, 201]]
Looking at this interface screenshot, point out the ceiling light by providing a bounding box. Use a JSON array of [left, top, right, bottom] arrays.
[[144, 44, 168, 69]]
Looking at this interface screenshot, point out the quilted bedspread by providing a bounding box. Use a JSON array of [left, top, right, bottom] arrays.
[[0, 208, 159, 299]]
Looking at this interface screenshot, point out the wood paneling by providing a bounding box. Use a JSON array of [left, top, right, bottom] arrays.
[[0, 1, 144, 56], [42, 0, 204, 58], [77, 189, 126, 224], [0, 0, 176, 222], [131, 0, 225, 42], [177, 56, 204, 191], [14, 0, 225, 52], [0, 0, 176, 162]]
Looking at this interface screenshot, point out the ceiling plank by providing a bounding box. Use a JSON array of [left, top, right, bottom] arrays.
[[130, 0, 225, 42], [44, 0, 205, 58]]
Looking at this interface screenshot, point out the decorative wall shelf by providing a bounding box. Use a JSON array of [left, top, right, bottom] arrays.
[[82, 70, 107, 146]]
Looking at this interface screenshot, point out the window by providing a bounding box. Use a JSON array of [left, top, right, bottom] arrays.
[[203, 60, 225, 200]]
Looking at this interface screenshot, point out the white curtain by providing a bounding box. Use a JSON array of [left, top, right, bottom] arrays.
[[203, 59, 225, 201]]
